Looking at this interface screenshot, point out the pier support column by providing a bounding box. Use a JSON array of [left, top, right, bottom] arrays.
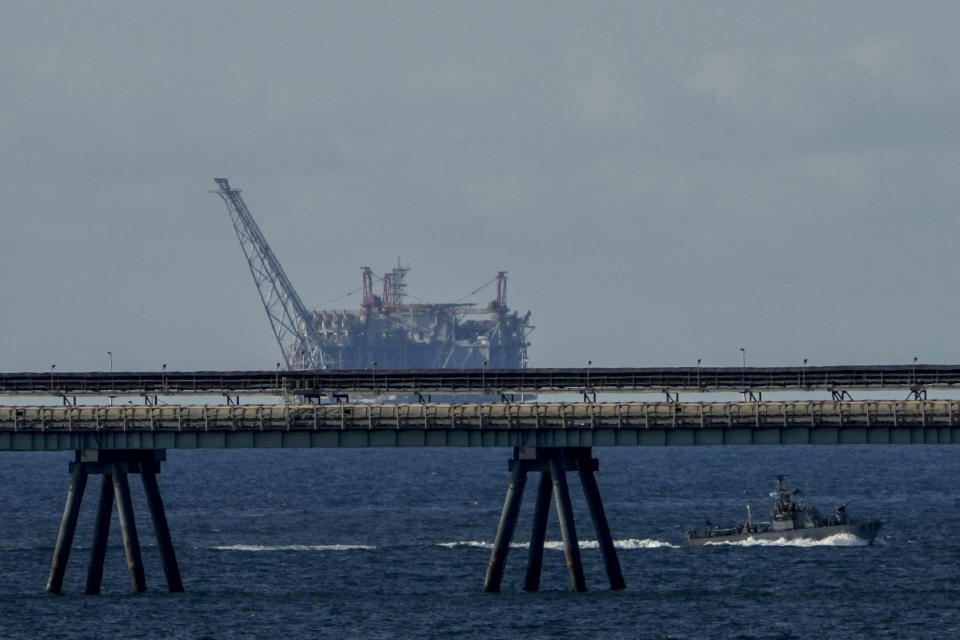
[[578, 462, 626, 591], [549, 456, 587, 592], [85, 472, 114, 595], [46, 449, 182, 595], [483, 460, 528, 592], [522, 470, 552, 592], [484, 447, 624, 593], [142, 469, 184, 592], [46, 464, 88, 594], [113, 463, 147, 593]]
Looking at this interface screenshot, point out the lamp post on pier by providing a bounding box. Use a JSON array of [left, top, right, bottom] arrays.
[[107, 353, 114, 404], [740, 348, 746, 391]]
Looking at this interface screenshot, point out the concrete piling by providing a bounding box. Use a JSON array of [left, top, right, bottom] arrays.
[[578, 463, 625, 591], [141, 470, 183, 592], [483, 460, 528, 593], [548, 456, 586, 592], [112, 463, 147, 593], [85, 474, 114, 595], [522, 470, 552, 592], [46, 464, 88, 594]]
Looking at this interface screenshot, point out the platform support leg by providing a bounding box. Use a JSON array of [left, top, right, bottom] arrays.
[[523, 470, 552, 592], [46, 464, 89, 594], [483, 460, 528, 593], [45, 450, 179, 595], [548, 456, 587, 592], [484, 447, 625, 592], [112, 463, 147, 594], [142, 470, 183, 592], [578, 463, 625, 591], [85, 474, 114, 595]]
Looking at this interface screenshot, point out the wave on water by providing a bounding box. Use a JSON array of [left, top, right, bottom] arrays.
[[702, 532, 872, 547], [437, 540, 493, 549], [214, 535, 867, 553], [436, 538, 678, 550], [213, 543, 376, 552], [613, 538, 680, 550]]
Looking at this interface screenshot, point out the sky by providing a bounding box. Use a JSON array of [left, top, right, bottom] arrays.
[[2, 1, 960, 373]]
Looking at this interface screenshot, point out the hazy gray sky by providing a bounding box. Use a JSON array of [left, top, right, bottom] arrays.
[[3, 2, 960, 371]]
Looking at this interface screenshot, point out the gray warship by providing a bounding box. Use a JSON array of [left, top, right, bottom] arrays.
[[685, 476, 882, 545]]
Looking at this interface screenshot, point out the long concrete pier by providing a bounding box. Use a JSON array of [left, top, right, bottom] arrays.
[[1, 363, 955, 397], [6, 365, 959, 596], [2, 399, 958, 450]]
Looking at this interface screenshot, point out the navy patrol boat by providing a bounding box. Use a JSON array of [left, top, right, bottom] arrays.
[[685, 476, 882, 545]]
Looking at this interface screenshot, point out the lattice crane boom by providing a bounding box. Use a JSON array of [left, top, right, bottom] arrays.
[[213, 178, 325, 370]]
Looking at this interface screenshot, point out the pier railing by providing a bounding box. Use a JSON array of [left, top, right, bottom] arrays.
[[0, 364, 958, 397]]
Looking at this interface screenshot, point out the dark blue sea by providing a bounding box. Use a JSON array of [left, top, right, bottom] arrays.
[[1, 445, 959, 639]]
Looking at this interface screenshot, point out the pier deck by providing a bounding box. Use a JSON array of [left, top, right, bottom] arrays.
[[2, 399, 957, 450]]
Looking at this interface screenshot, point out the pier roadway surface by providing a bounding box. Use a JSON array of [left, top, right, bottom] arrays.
[[2, 400, 958, 450], [1, 364, 958, 397]]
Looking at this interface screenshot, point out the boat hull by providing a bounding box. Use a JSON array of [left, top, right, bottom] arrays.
[[685, 520, 882, 546]]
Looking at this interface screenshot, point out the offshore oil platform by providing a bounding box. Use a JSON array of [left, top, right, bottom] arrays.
[[213, 178, 533, 371]]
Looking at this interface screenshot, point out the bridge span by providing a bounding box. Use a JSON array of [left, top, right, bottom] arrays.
[[1, 363, 955, 397]]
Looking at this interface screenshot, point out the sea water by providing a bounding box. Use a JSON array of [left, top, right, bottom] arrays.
[[1, 445, 958, 639]]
